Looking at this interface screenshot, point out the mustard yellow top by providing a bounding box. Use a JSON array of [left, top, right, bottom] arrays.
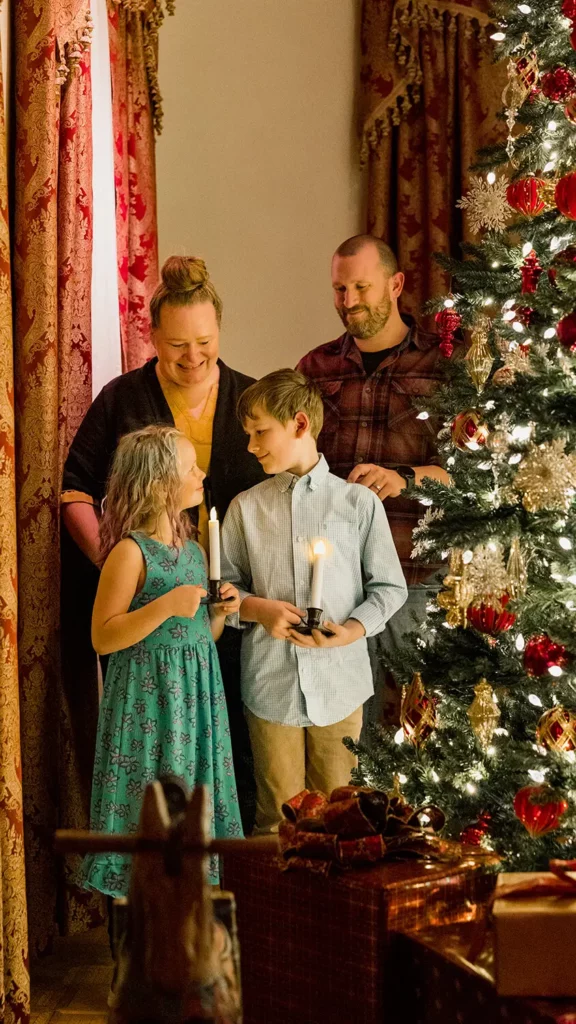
[[159, 380, 218, 552]]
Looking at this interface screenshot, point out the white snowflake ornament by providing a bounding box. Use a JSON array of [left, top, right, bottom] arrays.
[[457, 174, 510, 234]]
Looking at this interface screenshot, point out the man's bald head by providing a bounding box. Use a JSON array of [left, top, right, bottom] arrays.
[[334, 235, 398, 278]]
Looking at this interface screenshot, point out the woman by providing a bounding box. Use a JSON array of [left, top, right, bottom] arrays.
[[61, 256, 265, 828]]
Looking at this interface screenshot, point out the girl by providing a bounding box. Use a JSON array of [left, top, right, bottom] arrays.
[[82, 425, 243, 894]]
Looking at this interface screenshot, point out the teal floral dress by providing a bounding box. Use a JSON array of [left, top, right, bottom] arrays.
[[82, 533, 242, 894]]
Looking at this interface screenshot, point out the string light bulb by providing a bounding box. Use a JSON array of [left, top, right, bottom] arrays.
[[559, 537, 573, 550], [522, 241, 534, 257], [444, 297, 455, 308], [487, 171, 496, 184], [548, 121, 558, 132], [491, 31, 506, 40], [544, 328, 556, 339], [518, 2, 531, 10], [529, 694, 543, 707]]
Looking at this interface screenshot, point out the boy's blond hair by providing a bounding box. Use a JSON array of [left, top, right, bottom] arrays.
[[237, 369, 324, 439]]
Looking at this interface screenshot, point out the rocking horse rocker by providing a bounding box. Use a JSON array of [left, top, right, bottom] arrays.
[[56, 778, 277, 1024]]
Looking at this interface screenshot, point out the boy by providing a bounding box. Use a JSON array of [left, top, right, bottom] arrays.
[[221, 369, 407, 833]]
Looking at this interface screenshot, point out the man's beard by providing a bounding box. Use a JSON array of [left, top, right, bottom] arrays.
[[339, 295, 392, 340]]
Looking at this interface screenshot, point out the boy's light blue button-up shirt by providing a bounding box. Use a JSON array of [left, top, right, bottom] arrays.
[[220, 455, 408, 727]]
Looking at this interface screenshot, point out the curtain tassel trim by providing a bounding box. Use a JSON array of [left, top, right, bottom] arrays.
[[55, 9, 94, 88], [360, 0, 492, 163], [110, 0, 176, 134]]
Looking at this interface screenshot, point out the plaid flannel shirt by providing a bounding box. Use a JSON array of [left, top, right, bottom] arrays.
[[296, 317, 444, 585]]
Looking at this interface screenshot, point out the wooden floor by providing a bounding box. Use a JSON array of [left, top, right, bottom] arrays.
[[31, 927, 113, 1024]]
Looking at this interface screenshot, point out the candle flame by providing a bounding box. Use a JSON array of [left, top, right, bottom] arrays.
[[313, 540, 326, 556], [210, 507, 218, 522]]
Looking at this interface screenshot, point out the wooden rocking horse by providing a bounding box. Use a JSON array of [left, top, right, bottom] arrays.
[[56, 779, 277, 1024]]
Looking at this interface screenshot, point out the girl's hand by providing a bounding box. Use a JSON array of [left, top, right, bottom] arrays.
[[211, 582, 241, 617], [169, 584, 207, 619]]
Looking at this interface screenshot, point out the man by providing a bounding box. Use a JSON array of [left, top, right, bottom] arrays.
[[297, 234, 450, 725]]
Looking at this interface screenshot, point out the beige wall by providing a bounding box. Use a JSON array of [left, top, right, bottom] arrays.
[[156, 0, 365, 378]]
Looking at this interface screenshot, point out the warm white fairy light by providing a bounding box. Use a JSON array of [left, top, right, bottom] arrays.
[[543, 141, 552, 152], [463, 549, 474, 563], [398, 773, 407, 783], [512, 321, 525, 333], [419, 497, 434, 506], [478, 462, 492, 470], [491, 31, 506, 40], [548, 121, 558, 132], [491, 261, 500, 268], [528, 769, 546, 783], [466, 783, 477, 794], [416, 411, 430, 420], [568, 574, 576, 585], [522, 241, 533, 257], [503, 298, 515, 309], [483, 297, 494, 306], [560, 537, 573, 550], [447, 456, 455, 467], [431, 771, 440, 782], [511, 425, 531, 441], [544, 328, 556, 339], [394, 728, 404, 745], [502, 310, 516, 322], [509, 453, 522, 464], [487, 171, 496, 185], [544, 161, 556, 173], [444, 297, 455, 308], [549, 665, 564, 677], [529, 694, 543, 707], [516, 633, 525, 651]]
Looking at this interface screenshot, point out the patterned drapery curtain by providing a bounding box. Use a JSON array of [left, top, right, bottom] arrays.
[[360, 0, 507, 317], [108, 0, 173, 371], [13, 0, 100, 957], [0, 19, 30, 1023]]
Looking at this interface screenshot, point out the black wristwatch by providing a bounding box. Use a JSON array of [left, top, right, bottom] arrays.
[[395, 465, 416, 484]]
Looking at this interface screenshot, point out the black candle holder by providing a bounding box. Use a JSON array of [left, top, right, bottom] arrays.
[[293, 607, 335, 638], [200, 580, 237, 606]]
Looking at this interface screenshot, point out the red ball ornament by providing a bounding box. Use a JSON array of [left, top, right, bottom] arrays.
[[523, 633, 572, 677], [435, 305, 461, 359], [557, 311, 576, 352], [556, 173, 576, 220], [513, 784, 568, 837], [460, 812, 491, 847], [506, 178, 546, 216], [541, 66, 576, 103], [451, 409, 489, 451], [521, 249, 542, 294], [467, 593, 516, 635]]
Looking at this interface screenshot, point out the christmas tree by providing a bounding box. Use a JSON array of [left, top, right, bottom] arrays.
[[349, 0, 576, 870]]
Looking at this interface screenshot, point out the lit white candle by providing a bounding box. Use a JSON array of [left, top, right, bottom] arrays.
[[310, 539, 326, 609], [208, 507, 221, 580]]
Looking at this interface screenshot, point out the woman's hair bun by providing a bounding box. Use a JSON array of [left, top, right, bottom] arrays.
[[160, 255, 209, 293]]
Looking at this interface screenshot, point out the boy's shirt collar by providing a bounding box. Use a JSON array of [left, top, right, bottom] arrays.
[[274, 453, 330, 493]]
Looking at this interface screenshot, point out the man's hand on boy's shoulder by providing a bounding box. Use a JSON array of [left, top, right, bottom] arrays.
[[288, 618, 365, 649]]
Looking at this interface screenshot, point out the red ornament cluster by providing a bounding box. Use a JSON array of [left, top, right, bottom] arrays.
[[506, 178, 546, 216], [467, 594, 516, 636], [541, 66, 576, 103], [460, 811, 491, 847], [521, 249, 542, 295], [513, 784, 568, 837], [523, 633, 571, 677], [434, 306, 461, 358], [557, 311, 576, 352]]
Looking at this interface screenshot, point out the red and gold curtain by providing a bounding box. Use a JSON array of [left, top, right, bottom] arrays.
[[13, 0, 100, 958], [360, 0, 507, 316], [0, 17, 29, 1021], [108, 0, 172, 371]]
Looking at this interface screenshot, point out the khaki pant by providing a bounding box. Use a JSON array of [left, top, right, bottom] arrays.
[[245, 705, 363, 834]]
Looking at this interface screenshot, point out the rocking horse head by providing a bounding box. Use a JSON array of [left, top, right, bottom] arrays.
[[108, 777, 241, 1024]]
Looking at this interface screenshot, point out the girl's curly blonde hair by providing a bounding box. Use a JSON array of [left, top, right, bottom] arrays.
[[99, 425, 194, 558]]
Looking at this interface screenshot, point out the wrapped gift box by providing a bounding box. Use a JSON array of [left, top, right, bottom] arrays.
[[494, 872, 576, 998], [221, 852, 495, 1024], [388, 929, 576, 1024]]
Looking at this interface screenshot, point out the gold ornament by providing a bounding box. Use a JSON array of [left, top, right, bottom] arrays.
[[513, 439, 576, 513], [492, 365, 516, 387], [486, 428, 509, 453], [436, 549, 474, 627], [466, 543, 509, 608], [467, 678, 501, 750], [451, 410, 490, 451], [506, 536, 527, 599], [502, 50, 539, 158], [400, 672, 436, 747], [465, 318, 494, 392], [536, 707, 576, 753]]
